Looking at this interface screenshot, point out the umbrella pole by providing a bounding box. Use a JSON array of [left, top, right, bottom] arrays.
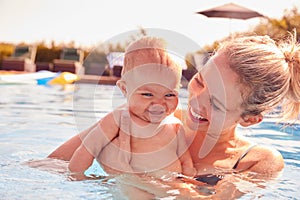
[[229, 18, 232, 37]]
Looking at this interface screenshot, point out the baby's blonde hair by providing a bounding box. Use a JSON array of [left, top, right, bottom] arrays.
[[219, 31, 300, 121], [122, 37, 182, 78]]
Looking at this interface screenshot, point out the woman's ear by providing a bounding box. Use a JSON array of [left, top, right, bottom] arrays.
[[238, 114, 263, 127], [116, 80, 127, 96]]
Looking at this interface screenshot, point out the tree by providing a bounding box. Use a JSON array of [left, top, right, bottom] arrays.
[[197, 7, 300, 54], [253, 6, 300, 41]]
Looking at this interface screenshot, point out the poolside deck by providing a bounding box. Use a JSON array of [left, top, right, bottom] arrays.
[[0, 70, 120, 85], [0, 70, 27, 75], [0, 71, 191, 87], [76, 74, 120, 85]]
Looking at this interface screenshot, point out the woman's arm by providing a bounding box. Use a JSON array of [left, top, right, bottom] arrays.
[[47, 122, 99, 161]]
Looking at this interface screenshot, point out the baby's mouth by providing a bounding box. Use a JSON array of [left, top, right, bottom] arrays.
[[148, 105, 166, 123], [189, 107, 208, 122], [148, 105, 166, 115], [149, 110, 164, 115]]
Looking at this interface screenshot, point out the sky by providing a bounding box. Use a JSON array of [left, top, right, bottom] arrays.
[[1, 0, 299, 53]]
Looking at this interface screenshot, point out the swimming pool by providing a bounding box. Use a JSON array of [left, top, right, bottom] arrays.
[[0, 83, 299, 199]]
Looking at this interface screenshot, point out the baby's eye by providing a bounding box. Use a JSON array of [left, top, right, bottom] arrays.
[[141, 93, 153, 97], [165, 93, 176, 97]]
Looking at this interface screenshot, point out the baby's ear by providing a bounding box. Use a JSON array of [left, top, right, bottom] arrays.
[[116, 80, 127, 96], [238, 114, 263, 127]]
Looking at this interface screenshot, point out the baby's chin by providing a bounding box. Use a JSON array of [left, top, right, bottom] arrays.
[[131, 114, 163, 125], [149, 117, 165, 124]]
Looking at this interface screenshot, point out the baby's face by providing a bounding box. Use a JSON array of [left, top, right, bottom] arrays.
[[127, 83, 178, 124]]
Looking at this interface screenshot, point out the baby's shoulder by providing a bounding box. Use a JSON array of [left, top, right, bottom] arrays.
[[158, 114, 184, 135], [174, 108, 185, 120], [161, 114, 182, 125], [99, 104, 128, 127]]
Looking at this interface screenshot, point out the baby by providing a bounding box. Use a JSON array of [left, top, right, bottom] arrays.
[[68, 36, 196, 177]]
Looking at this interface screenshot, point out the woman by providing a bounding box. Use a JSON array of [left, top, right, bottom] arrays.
[[48, 33, 299, 186]]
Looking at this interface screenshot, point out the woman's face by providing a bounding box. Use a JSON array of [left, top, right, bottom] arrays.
[[187, 52, 245, 133]]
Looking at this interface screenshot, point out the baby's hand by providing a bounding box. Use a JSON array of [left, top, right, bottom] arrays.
[[182, 167, 197, 177]]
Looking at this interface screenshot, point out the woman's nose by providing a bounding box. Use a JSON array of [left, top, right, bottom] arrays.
[[190, 87, 210, 111]]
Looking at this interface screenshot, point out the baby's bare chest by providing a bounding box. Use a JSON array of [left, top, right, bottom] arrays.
[[131, 126, 178, 153]]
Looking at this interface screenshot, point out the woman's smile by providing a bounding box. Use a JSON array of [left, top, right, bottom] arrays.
[[189, 107, 208, 123]]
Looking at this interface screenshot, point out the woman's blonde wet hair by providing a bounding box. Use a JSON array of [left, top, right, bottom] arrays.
[[219, 31, 300, 121]]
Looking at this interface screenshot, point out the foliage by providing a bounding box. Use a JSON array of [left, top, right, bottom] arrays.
[[199, 6, 300, 53], [0, 28, 148, 68], [253, 6, 300, 41], [0, 43, 14, 68]]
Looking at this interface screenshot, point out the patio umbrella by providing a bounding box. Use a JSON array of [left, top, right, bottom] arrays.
[[196, 2, 264, 20], [196, 3, 265, 34]]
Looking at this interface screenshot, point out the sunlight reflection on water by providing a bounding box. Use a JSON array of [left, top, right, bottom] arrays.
[[0, 84, 299, 199]]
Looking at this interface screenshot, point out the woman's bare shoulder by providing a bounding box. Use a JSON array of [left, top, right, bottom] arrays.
[[249, 145, 284, 175]]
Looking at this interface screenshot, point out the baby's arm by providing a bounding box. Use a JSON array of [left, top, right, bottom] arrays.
[[68, 142, 94, 173], [176, 125, 197, 177], [179, 149, 197, 177], [68, 111, 121, 173]]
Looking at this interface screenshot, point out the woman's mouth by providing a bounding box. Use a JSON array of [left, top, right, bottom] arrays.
[[189, 107, 208, 122]]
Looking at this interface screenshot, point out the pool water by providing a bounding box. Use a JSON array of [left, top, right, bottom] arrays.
[[0, 83, 299, 199]]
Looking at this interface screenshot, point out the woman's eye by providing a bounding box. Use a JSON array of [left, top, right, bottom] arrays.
[[210, 98, 224, 112], [195, 74, 204, 88], [212, 103, 221, 111], [141, 93, 153, 97]]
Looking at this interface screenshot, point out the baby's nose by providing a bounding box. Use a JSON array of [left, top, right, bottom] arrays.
[[151, 96, 166, 105], [148, 104, 166, 113]]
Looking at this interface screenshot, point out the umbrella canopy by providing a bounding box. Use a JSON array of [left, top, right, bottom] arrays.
[[196, 3, 264, 20]]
